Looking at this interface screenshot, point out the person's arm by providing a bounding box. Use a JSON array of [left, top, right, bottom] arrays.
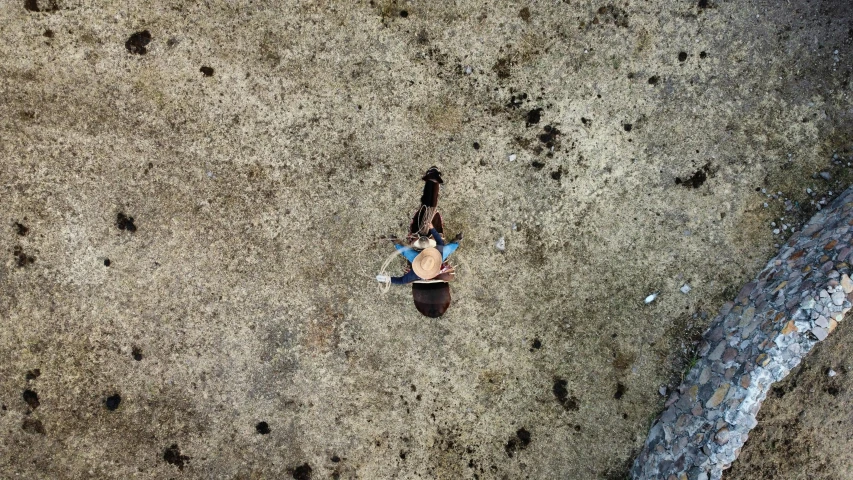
[[429, 227, 445, 246], [391, 270, 420, 285]]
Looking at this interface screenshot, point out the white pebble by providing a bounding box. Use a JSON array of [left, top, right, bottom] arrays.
[[773, 229, 780, 235], [807, 188, 812, 194], [771, 222, 776, 227], [508, 154, 517, 162], [680, 284, 691, 294], [828, 368, 837, 377], [464, 65, 473, 75], [644, 293, 658, 304], [495, 236, 506, 251], [763, 202, 768, 208], [659, 386, 667, 396]]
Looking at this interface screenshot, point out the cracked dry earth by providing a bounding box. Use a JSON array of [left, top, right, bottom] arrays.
[[1, 0, 852, 478]]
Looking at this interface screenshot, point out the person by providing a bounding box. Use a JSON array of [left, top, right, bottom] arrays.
[[376, 225, 462, 285]]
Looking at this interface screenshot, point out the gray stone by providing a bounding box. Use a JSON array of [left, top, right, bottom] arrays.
[[741, 320, 759, 339], [714, 427, 730, 445], [699, 367, 711, 385], [831, 290, 845, 306], [812, 326, 829, 341], [673, 436, 689, 456], [708, 341, 726, 361], [738, 307, 755, 327]]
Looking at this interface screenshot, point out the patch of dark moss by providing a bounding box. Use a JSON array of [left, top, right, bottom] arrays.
[[125, 30, 151, 55], [163, 444, 190, 470], [504, 428, 532, 457]]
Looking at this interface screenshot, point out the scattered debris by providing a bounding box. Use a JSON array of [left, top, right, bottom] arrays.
[[644, 293, 658, 304]]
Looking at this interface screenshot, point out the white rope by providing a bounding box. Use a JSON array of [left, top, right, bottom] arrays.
[[377, 244, 413, 294]]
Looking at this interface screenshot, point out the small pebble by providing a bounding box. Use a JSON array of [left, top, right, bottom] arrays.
[[658, 386, 667, 396], [828, 369, 837, 377], [773, 229, 780, 235], [644, 293, 658, 304], [508, 154, 517, 162], [495, 236, 506, 251], [680, 284, 691, 294]]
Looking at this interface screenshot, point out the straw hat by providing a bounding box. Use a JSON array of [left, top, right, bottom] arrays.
[[412, 247, 442, 279]]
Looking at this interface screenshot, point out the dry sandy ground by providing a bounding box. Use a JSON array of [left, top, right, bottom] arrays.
[[1, 0, 851, 479]]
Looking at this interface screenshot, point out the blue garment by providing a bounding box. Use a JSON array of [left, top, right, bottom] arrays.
[[390, 228, 458, 285]]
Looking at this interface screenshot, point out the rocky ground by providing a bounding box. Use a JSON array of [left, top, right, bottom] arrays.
[[1, 0, 851, 479], [728, 309, 853, 480]]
